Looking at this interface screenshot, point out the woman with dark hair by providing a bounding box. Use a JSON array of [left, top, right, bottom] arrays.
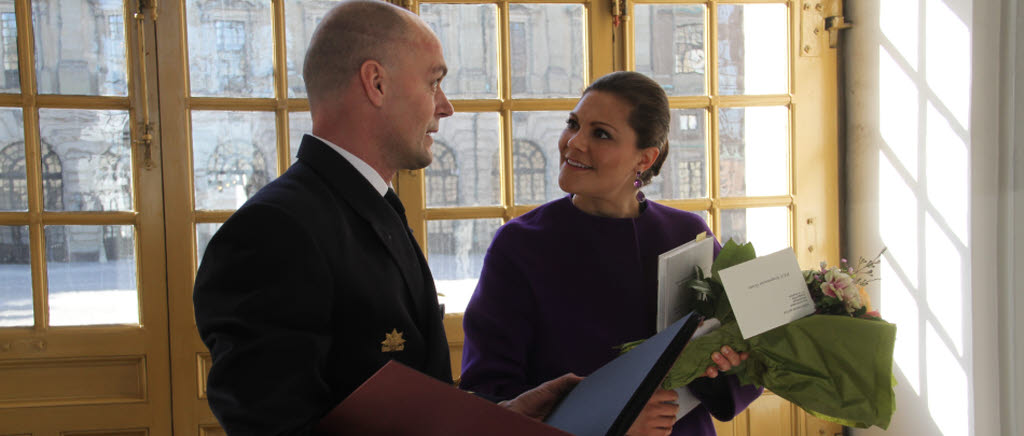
[[460, 71, 762, 436]]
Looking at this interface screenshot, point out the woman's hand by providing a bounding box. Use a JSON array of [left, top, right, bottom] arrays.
[[703, 345, 748, 378], [625, 388, 679, 436]]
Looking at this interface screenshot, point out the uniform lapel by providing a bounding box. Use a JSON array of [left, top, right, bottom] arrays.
[[295, 135, 429, 321]]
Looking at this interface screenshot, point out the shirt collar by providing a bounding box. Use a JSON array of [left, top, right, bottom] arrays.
[[309, 134, 390, 197]]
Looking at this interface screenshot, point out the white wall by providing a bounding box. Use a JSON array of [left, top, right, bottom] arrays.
[[1004, 2, 1023, 434], [844, 0, 1019, 434]]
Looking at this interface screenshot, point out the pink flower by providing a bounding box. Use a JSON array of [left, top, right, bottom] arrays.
[[820, 269, 851, 298], [820, 269, 864, 313]]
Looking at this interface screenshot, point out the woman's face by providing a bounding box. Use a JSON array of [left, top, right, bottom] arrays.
[[557, 90, 655, 206]]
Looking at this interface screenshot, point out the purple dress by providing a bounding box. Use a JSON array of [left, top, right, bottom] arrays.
[[460, 196, 762, 435]]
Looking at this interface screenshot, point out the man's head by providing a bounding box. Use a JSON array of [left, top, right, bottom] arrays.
[[303, 0, 453, 179]]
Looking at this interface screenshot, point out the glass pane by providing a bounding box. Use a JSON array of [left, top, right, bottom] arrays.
[[428, 218, 502, 313], [288, 111, 312, 165], [0, 6, 20, 93], [634, 4, 706, 96], [192, 111, 277, 211], [196, 222, 223, 267], [284, 0, 343, 98], [719, 206, 789, 255], [718, 106, 789, 197], [0, 108, 26, 211], [512, 111, 563, 205], [426, 112, 500, 208], [32, 0, 127, 96], [0, 225, 32, 327], [421, 3, 498, 99], [187, 0, 273, 97], [717, 4, 788, 96], [646, 108, 707, 201], [46, 225, 138, 326], [509, 4, 586, 98], [39, 109, 133, 212]]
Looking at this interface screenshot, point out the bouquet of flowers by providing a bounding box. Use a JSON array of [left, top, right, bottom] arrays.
[[621, 241, 896, 429]]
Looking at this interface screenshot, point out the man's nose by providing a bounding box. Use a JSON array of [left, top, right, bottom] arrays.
[[436, 88, 454, 118]]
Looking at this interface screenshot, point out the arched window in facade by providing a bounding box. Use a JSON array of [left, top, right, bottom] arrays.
[[512, 139, 546, 204], [425, 141, 458, 258], [0, 141, 65, 263], [425, 141, 458, 206], [206, 140, 270, 199]]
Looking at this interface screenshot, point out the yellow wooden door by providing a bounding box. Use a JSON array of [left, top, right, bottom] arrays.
[[0, 1, 172, 435], [158, 0, 344, 434]]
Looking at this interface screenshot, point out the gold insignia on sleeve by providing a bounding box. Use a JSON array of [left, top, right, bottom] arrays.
[[381, 328, 406, 352]]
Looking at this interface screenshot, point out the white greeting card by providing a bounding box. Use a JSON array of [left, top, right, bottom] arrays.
[[718, 248, 814, 339]]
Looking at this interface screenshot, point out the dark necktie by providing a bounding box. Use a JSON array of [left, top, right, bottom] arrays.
[[384, 188, 408, 227]]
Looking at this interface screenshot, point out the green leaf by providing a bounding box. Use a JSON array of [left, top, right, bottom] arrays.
[[710, 239, 757, 283]]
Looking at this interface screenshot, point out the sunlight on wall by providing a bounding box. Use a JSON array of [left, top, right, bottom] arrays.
[[925, 104, 969, 242], [884, 258, 922, 395], [925, 214, 965, 355], [924, 0, 970, 127], [878, 152, 918, 287], [927, 322, 969, 435], [876, 0, 972, 435], [880, 0, 919, 67], [879, 51, 919, 179]]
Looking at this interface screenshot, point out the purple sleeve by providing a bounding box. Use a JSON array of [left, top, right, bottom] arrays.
[[688, 374, 763, 421], [459, 231, 537, 400]]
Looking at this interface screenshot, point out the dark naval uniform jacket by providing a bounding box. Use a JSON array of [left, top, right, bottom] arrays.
[[194, 135, 451, 436]]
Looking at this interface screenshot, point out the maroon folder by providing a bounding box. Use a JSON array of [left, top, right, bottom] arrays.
[[315, 361, 572, 436]]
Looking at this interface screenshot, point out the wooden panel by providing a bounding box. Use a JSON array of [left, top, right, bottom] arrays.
[[0, 402, 159, 435], [803, 412, 844, 436], [196, 353, 212, 400], [0, 357, 146, 408], [712, 408, 745, 436], [198, 425, 225, 436], [443, 314, 464, 381], [745, 391, 794, 436], [62, 429, 147, 436]]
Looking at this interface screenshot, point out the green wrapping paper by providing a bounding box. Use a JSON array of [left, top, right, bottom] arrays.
[[621, 241, 898, 429], [654, 316, 897, 429]]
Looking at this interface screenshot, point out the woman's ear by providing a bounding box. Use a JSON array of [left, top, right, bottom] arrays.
[[638, 146, 660, 172], [359, 60, 386, 107]]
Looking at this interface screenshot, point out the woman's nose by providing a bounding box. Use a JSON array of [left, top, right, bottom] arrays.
[[565, 132, 584, 151]]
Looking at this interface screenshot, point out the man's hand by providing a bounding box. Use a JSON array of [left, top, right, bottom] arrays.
[[625, 388, 679, 436], [499, 373, 583, 421], [704, 345, 748, 378]]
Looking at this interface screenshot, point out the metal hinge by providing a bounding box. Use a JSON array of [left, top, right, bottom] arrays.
[[134, 0, 158, 169], [138, 0, 157, 17], [800, 0, 851, 56], [611, 0, 627, 27], [825, 15, 853, 48]]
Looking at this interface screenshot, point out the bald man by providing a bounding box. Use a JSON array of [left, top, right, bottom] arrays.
[[193, 1, 577, 434]]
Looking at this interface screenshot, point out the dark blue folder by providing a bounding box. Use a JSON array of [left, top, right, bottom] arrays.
[[544, 312, 702, 436]]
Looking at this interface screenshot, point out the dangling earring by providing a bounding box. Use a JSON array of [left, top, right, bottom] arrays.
[[634, 171, 646, 203]]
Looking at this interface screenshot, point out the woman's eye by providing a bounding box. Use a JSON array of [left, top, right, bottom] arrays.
[[595, 129, 611, 139], [565, 119, 578, 129]]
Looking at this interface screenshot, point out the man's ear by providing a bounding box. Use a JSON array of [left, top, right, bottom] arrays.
[[359, 60, 386, 107]]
